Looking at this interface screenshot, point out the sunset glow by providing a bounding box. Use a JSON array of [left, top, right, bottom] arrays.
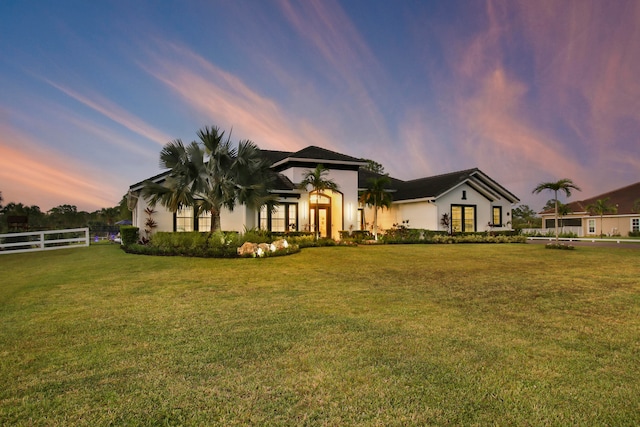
[[1, 0, 638, 211]]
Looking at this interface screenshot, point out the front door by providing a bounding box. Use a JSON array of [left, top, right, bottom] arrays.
[[310, 206, 331, 238]]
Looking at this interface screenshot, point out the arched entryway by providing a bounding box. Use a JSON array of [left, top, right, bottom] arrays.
[[309, 192, 331, 238]]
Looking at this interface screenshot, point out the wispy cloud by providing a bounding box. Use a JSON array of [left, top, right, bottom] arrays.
[[427, 0, 640, 204], [139, 42, 340, 152], [509, 0, 640, 187], [276, 0, 391, 142], [42, 78, 173, 146], [0, 124, 119, 210]]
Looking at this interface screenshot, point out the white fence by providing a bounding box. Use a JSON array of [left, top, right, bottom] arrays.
[[0, 228, 90, 255], [527, 236, 640, 244]]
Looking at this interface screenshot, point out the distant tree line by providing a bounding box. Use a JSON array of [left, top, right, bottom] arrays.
[[0, 191, 131, 235]]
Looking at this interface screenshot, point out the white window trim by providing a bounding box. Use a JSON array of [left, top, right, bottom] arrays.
[[631, 218, 640, 233], [587, 218, 596, 235]]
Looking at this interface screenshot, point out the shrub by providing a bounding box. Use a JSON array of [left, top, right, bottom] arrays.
[[120, 226, 139, 246], [285, 234, 316, 248], [239, 228, 271, 245], [629, 230, 640, 238], [545, 243, 575, 250]]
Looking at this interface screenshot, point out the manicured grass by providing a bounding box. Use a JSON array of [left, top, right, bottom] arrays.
[[1, 243, 639, 425]]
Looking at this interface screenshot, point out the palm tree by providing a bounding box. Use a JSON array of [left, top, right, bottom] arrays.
[[359, 175, 393, 240], [557, 202, 571, 234], [532, 178, 581, 242], [298, 164, 339, 240], [586, 197, 617, 238], [633, 199, 640, 213], [142, 126, 275, 232]]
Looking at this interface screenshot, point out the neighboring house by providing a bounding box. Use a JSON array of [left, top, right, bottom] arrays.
[[539, 182, 640, 237], [128, 146, 519, 239]]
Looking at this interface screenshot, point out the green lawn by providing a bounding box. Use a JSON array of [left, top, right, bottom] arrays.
[[1, 243, 639, 426]]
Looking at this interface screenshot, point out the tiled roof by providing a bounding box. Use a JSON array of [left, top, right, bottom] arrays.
[[359, 167, 519, 203], [394, 168, 480, 201], [265, 146, 367, 167], [130, 145, 520, 204], [260, 149, 292, 165], [269, 172, 296, 191], [557, 182, 640, 215]]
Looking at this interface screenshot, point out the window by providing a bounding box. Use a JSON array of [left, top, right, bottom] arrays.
[[451, 205, 476, 232], [492, 206, 502, 227], [176, 206, 194, 232], [271, 205, 286, 232], [259, 203, 298, 232], [197, 210, 211, 231], [174, 207, 212, 232], [632, 218, 639, 232], [462, 190, 467, 200], [587, 219, 596, 235]]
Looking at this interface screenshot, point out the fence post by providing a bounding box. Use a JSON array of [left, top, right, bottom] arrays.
[[40, 232, 45, 250], [84, 228, 90, 247]]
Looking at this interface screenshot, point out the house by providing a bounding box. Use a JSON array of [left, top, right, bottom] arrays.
[[128, 146, 520, 239], [540, 182, 640, 237]]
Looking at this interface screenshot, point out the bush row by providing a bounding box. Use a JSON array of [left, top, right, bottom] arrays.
[[382, 233, 527, 244], [120, 227, 527, 258]]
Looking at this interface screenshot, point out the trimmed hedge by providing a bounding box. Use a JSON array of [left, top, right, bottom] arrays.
[[122, 231, 301, 258], [120, 226, 139, 246]]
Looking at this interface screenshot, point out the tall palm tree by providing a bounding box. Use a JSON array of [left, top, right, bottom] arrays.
[[557, 202, 571, 234], [359, 175, 393, 240], [298, 164, 339, 240], [586, 197, 617, 238], [532, 178, 581, 242], [142, 126, 275, 232]]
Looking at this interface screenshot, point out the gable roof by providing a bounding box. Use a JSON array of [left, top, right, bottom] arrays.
[[552, 182, 640, 215], [359, 168, 519, 204], [267, 146, 367, 171]]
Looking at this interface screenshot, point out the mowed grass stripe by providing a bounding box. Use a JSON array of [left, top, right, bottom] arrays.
[[1, 244, 638, 425]]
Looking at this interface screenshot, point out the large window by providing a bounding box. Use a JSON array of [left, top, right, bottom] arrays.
[[451, 205, 476, 232], [492, 206, 502, 227], [175, 207, 211, 231], [176, 206, 194, 232], [259, 203, 298, 232], [587, 219, 596, 235], [632, 218, 639, 233], [198, 210, 211, 231]]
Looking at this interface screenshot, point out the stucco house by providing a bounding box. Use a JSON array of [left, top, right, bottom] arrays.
[[540, 182, 640, 237], [128, 146, 519, 239]]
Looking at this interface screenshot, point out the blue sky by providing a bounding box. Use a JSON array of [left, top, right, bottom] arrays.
[[1, 0, 639, 212]]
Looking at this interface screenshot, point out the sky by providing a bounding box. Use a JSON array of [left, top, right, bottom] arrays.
[[1, 0, 638, 213]]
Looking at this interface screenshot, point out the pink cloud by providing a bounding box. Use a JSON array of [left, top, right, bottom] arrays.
[[512, 0, 640, 181], [140, 43, 343, 153], [0, 125, 119, 211], [276, 0, 391, 140], [432, 0, 640, 204]]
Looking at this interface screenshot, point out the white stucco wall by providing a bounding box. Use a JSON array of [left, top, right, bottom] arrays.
[[437, 183, 513, 231], [287, 166, 360, 239], [132, 195, 174, 235], [363, 201, 438, 233]]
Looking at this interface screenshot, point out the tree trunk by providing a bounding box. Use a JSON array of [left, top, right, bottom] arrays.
[[373, 194, 378, 241], [210, 207, 222, 232], [314, 202, 319, 240], [554, 191, 559, 243], [373, 207, 378, 241]]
